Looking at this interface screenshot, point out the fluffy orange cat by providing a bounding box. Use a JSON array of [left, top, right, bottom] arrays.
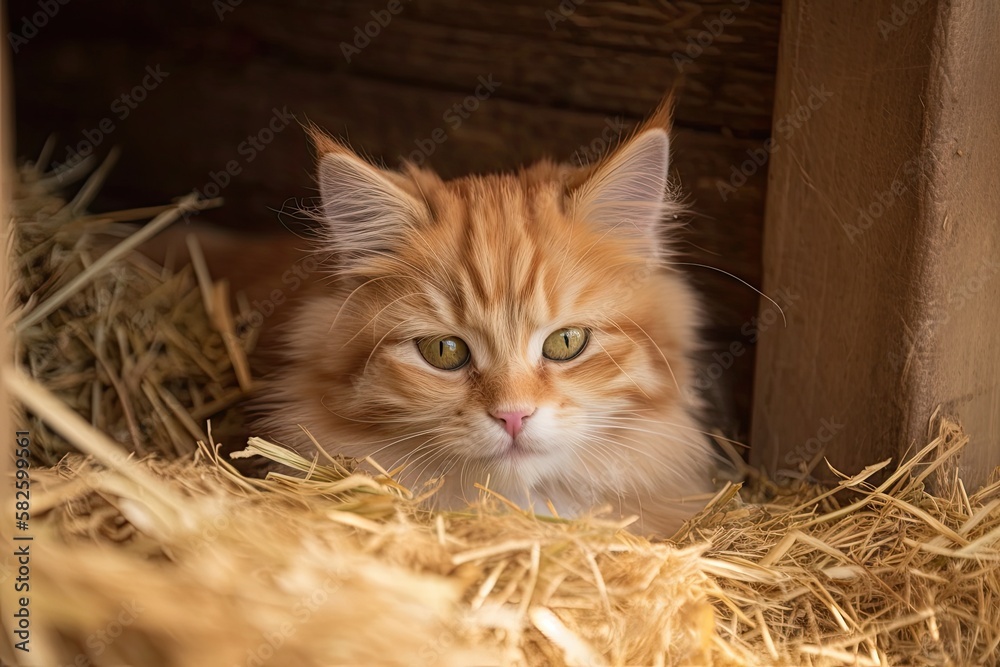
[[243, 100, 717, 535]]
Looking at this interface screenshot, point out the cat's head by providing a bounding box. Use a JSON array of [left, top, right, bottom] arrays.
[[269, 103, 710, 508]]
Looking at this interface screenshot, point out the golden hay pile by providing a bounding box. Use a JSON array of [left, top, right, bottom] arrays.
[[10, 146, 249, 465], [4, 155, 1000, 667]]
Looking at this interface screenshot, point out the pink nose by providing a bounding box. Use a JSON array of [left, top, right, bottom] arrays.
[[491, 407, 535, 439]]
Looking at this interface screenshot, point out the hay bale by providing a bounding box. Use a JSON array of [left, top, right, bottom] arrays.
[[11, 148, 245, 464], [17, 437, 719, 667], [5, 152, 1000, 667]]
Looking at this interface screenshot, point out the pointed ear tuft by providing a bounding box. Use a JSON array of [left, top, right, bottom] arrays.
[[636, 89, 676, 135], [305, 122, 349, 160], [314, 139, 426, 271], [569, 128, 673, 256]]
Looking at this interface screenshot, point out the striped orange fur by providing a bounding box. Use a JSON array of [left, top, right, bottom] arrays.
[[255, 99, 715, 535]]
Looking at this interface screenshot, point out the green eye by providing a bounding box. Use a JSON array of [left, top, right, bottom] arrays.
[[542, 327, 589, 361], [417, 336, 471, 370]]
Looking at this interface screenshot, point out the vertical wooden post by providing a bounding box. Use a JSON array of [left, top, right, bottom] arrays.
[[752, 0, 1000, 487]]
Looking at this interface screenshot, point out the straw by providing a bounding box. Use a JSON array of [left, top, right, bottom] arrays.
[[7, 154, 1000, 667]]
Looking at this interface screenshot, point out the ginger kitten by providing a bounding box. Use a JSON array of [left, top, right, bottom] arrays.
[[250, 101, 717, 536]]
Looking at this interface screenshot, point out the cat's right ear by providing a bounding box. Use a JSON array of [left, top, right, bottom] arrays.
[[310, 129, 426, 271], [566, 94, 679, 259]]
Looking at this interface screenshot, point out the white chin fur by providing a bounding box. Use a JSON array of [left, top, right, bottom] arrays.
[[427, 402, 713, 535]]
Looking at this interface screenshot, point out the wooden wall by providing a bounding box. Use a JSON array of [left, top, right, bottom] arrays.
[[7, 0, 781, 441]]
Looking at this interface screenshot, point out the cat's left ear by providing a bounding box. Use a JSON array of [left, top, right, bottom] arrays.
[[568, 100, 676, 257]]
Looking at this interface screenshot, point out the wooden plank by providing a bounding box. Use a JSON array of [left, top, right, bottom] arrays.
[[906, 1, 1000, 487], [223, 0, 782, 134], [751, 0, 1000, 487]]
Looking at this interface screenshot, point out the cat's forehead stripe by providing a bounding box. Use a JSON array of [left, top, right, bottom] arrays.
[[397, 173, 645, 344], [457, 181, 558, 325]]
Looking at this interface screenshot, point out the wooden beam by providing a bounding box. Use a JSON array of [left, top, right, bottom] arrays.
[[751, 0, 1000, 488]]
